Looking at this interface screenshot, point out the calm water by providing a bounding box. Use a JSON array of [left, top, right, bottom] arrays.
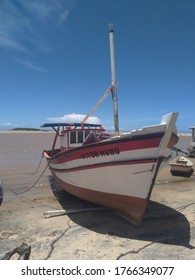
[[0, 132, 57, 198], [0, 132, 192, 199]]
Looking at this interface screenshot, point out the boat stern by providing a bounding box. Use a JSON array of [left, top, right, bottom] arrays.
[[159, 112, 179, 157]]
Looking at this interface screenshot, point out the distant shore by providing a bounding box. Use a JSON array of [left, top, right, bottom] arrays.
[[0, 130, 54, 133], [178, 133, 191, 136]]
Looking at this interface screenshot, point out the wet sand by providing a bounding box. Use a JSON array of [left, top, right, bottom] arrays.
[[0, 133, 195, 259], [1, 164, 195, 260]]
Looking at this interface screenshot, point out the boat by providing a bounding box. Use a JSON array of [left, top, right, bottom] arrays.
[[42, 116, 178, 225], [187, 127, 195, 158], [41, 25, 179, 224], [169, 156, 194, 178]]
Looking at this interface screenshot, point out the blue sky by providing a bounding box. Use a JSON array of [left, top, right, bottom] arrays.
[[0, 0, 194, 132]]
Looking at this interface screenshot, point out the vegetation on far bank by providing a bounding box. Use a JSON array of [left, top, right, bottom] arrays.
[[11, 128, 41, 131]]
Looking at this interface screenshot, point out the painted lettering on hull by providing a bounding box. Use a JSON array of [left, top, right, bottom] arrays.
[[80, 147, 120, 159]]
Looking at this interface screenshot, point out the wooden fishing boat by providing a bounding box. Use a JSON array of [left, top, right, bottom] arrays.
[[42, 114, 178, 224], [41, 25, 179, 224], [169, 156, 194, 178]]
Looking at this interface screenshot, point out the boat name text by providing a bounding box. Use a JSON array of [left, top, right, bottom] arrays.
[[80, 147, 120, 159]]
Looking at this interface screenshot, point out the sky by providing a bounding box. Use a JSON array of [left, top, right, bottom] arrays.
[[0, 0, 195, 132]]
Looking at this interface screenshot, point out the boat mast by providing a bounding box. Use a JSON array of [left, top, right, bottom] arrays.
[[109, 23, 119, 135], [81, 24, 119, 133]]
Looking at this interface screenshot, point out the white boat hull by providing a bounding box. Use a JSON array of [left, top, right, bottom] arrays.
[[44, 112, 179, 224]]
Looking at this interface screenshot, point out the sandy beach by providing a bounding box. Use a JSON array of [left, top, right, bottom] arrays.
[[1, 163, 195, 260], [0, 132, 195, 260]]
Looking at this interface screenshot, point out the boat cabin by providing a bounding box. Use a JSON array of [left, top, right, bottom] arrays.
[[41, 122, 106, 152]]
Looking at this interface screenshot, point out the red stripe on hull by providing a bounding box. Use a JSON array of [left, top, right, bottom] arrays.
[[55, 176, 148, 225], [51, 158, 157, 173], [51, 136, 162, 164]]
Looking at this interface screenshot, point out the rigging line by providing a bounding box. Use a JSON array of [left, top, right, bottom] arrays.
[[11, 162, 49, 195]]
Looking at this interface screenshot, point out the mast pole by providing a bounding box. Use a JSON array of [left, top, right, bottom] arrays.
[[109, 23, 119, 135]]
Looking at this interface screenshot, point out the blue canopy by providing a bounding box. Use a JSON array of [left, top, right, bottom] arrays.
[[41, 122, 102, 128]]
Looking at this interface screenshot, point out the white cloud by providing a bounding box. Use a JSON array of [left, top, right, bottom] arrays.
[[20, 0, 71, 23], [48, 113, 101, 124], [0, 0, 72, 50], [0, 1, 31, 53], [0, 0, 75, 69], [14, 57, 49, 72], [0, 34, 29, 53], [58, 10, 70, 24], [0, 122, 22, 127]]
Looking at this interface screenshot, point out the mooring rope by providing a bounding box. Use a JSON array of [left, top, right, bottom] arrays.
[[172, 146, 189, 155], [11, 151, 50, 195], [27, 150, 45, 175], [11, 162, 49, 195]]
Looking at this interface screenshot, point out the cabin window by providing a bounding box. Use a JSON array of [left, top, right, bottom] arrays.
[[70, 131, 84, 144], [78, 131, 83, 143], [70, 131, 76, 143], [69, 130, 94, 145]]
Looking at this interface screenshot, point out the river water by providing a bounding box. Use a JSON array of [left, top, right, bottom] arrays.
[[0, 132, 193, 199], [0, 132, 56, 197]]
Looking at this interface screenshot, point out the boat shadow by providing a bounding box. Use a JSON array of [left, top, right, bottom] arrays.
[[49, 177, 194, 250]]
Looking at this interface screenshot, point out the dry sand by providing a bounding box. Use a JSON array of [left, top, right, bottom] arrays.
[[0, 159, 195, 260]]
